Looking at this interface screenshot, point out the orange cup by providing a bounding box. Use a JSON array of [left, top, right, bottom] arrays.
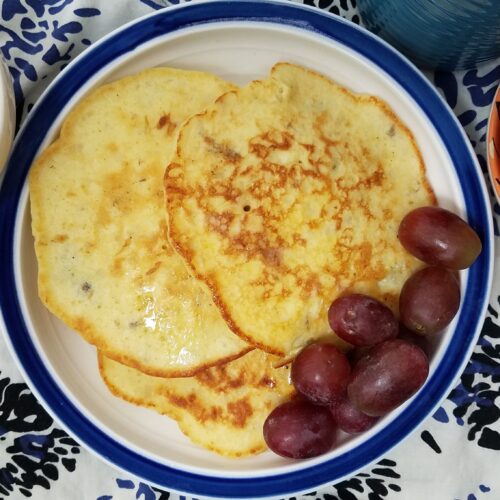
[[487, 85, 500, 204]]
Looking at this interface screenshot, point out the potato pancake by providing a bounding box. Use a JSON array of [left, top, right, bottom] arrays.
[[165, 62, 436, 357], [99, 349, 294, 457], [29, 68, 249, 377]]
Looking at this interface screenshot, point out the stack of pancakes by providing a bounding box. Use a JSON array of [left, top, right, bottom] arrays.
[[29, 64, 435, 457]]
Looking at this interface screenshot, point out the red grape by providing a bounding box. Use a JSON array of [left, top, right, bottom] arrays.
[[397, 322, 430, 354], [332, 398, 378, 434], [291, 342, 351, 405], [399, 266, 460, 336], [347, 339, 429, 416], [263, 399, 336, 458], [328, 294, 398, 346], [398, 206, 482, 269]]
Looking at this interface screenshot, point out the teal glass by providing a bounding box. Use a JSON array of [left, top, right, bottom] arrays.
[[357, 0, 500, 70]]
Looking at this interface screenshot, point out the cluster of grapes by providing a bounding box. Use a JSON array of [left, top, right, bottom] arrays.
[[263, 206, 482, 459]]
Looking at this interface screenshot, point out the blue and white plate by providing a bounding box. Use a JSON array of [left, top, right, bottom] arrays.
[[0, 1, 493, 498]]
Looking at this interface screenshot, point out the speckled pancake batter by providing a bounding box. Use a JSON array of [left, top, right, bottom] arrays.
[[29, 68, 249, 377]]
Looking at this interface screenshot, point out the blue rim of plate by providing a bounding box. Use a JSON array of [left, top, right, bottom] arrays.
[[0, 0, 493, 498]]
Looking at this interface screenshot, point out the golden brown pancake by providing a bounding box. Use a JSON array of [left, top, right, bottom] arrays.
[[29, 68, 250, 377], [165, 62, 436, 357], [98, 349, 294, 457]]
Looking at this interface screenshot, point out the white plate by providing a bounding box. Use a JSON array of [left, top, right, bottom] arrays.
[[0, 1, 493, 498]]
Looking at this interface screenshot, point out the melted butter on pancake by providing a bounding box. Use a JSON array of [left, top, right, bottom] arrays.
[[29, 68, 249, 377]]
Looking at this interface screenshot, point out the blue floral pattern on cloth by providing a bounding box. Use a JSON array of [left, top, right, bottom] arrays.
[[0, 0, 100, 126], [425, 62, 500, 451], [0, 0, 499, 498]]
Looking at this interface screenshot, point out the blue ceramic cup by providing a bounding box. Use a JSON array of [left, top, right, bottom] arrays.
[[357, 0, 500, 70]]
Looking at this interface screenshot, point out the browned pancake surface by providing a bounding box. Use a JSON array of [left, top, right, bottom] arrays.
[[166, 62, 436, 357]]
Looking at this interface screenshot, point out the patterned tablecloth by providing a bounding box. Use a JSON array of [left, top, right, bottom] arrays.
[[0, 1, 499, 499]]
